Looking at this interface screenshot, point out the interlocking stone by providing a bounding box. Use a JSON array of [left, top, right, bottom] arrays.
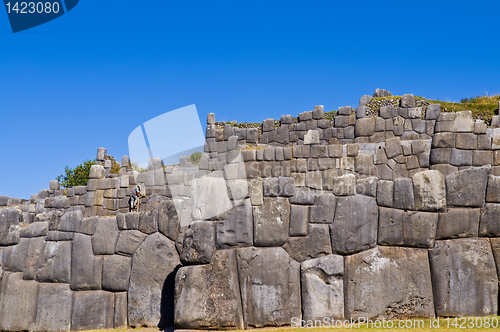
[[301, 254, 344, 321], [310, 193, 337, 224], [253, 197, 290, 246], [71, 291, 114, 330], [429, 239, 498, 316], [0, 272, 39, 331], [236, 247, 301, 328], [216, 199, 253, 248], [446, 165, 490, 207], [412, 170, 446, 211], [177, 220, 215, 264], [35, 241, 72, 283], [436, 208, 479, 239], [345, 246, 435, 320], [102, 255, 132, 291], [175, 249, 244, 329], [32, 283, 73, 332], [71, 233, 103, 290], [92, 217, 119, 254], [377, 180, 394, 207], [393, 177, 415, 210], [284, 224, 332, 262]]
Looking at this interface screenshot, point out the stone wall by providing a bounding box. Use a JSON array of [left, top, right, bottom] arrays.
[[1, 92, 500, 330]]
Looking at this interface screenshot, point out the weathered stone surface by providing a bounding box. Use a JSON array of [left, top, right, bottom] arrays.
[[377, 180, 394, 207], [2, 237, 29, 272], [23, 237, 45, 280], [92, 217, 120, 254], [216, 199, 253, 248], [177, 220, 215, 264], [138, 210, 158, 234], [284, 224, 332, 262], [429, 239, 498, 316], [59, 210, 83, 232], [377, 207, 407, 245], [356, 176, 378, 197], [0, 272, 39, 331], [128, 233, 181, 327], [355, 117, 375, 136], [157, 200, 179, 241], [45, 230, 75, 241], [412, 170, 446, 211], [432, 132, 455, 148], [278, 176, 295, 197], [71, 233, 103, 290], [385, 138, 402, 159], [253, 197, 290, 246], [479, 203, 500, 236], [115, 230, 147, 256], [125, 212, 140, 230], [89, 165, 106, 179], [332, 173, 356, 196], [77, 216, 97, 235], [20, 221, 49, 238], [71, 291, 114, 330], [430, 163, 458, 177], [400, 94, 416, 108], [102, 255, 132, 291], [36, 241, 72, 283], [436, 208, 479, 239], [426, 104, 441, 120], [289, 189, 315, 205], [263, 177, 279, 196], [289, 204, 308, 236], [304, 130, 320, 144], [236, 247, 301, 328], [309, 193, 336, 224], [450, 148, 472, 166], [0, 207, 21, 245], [446, 165, 490, 207], [190, 176, 233, 224], [331, 195, 378, 255], [379, 105, 398, 119], [486, 175, 500, 202], [301, 254, 344, 321], [175, 249, 244, 329], [453, 111, 474, 132], [32, 283, 73, 332], [114, 292, 128, 329], [345, 246, 435, 320], [393, 177, 415, 210]]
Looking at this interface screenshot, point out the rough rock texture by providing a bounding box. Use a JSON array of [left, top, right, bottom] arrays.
[[236, 247, 301, 328], [0, 207, 20, 245], [92, 217, 119, 255], [71, 233, 103, 290], [102, 255, 132, 292], [128, 233, 181, 327], [0, 272, 39, 331], [71, 291, 114, 330], [429, 239, 498, 316], [32, 283, 73, 332], [36, 241, 72, 283], [175, 250, 244, 329], [284, 224, 332, 262], [177, 220, 215, 264], [253, 197, 290, 246], [446, 166, 490, 207], [436, 208, 480, 239], [158, 200, 179, 241], [115, 230, 147, 256], [479, 203, 500, 236], [301, 254, 344, 321], [216, 199, 253, 248], [330, 195, 378, 255], [412, 170, 446, 211], [345, 246, 435, 320], [309, 193, 337, 223]]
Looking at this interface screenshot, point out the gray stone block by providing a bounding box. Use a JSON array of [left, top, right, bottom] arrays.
[[412, 170, 446, 211], [359, 94, 372, 106], [281, 114, 294, 124], [175, 249, 244, 329], [289, 205, 308, 236], [477, 135, 492, 149], [379, 105, 398, 119], [385, 138, 402, 159], [177, 220, 215, 264], [456, 133, 477, 149], [128, 233, 180, 327], [115, 230, 147, 256], [2, 237, 30, 272], [0, 272, 39, 331], [331, 195, 378, 255], [345, 246, 434, 320], [301, 254, 344, 321], [332, 173, 356, 196], [45, 231, 74, 241], [138, 210, 158, 234], [263, 177, 279, 197], [23, 237, 46, 280], [278, 176, 295, 197], [430, 164, 458, 177], [356, 177, 378, 197], [36, 241, 71, 283], [71, 233, 103, 290], [71, 291, 114, 330], [253, 197, 289, 246], [356, 105, 368, 118], [479, 203, 500, 236], [418, 152, 430, 168], [59, 210, 83, 232], [216, 199, 253, 248], [20, 221, 49, 238], [0, 207, 21, 245], [354, 117, 375, 136], [92, 217, 119, 254], [400, 94, 416, 108], [89, 165, 106, 179], [102, 254, 132, 291], [436, 208, 479, 239], [77, 216, 97, 235], [486, 175, 500, 202], [236, 247, 301, 328], [32, 283, 73, 332], [432, 132, 456, 148], [377, 180, 394, 207], [289, 189, 315, 205], [473, 150, 493, 166], [425, 104, 441, 120], [393, 177, 415, 210], [113, 292, 128, 328], [429, 239, 498, 316], [310, 193, 337, 224], [446, 165, 490, 207], [284, 224, 332, 262], [453, 111, 474, 132]]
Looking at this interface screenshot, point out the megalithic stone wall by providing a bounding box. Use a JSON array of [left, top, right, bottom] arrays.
[[2, 92, 500, 330]]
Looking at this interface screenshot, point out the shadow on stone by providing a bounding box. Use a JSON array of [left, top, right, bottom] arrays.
[[158, 264, 181, 330]]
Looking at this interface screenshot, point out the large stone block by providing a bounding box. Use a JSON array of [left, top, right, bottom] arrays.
[[2, 237, 30, 272], [92, 217, 119, 254], [385, 138, 402, 159], [289, 204, 308, 236], [20, 221, 49, 238], [253, 197, 290, 246], [175, 249, 244, 329], [379, 105, 398, 119], [113, 292, 128, 329], [345, 246, 435, 320], [128, 233, 180, 327], [71, 233, 103, 290], [301, 254, 344, 321], [71, 291, 114, 330], [429, 239, 498, 316], [446, 165, 490, 207], [32, 283, 73, 332], [59, 210, 83, 232], [479, 203, 500, 236], [376, 180, 394, 207], [0, 272, 39, 331], [412, 170, 446, 211], [216, 199, 253, 248], [0, 207, 21, 245], [486, 175, 500, 202], [23, 237, 46, 280], [309, 193, 337, 224], [432, 132, 455, 148], [177, 220, 215, 264], [332, 173, 356, 196], [331, 195, 378, 255], [36, 241, 72, 283], [355, 117, 375, 136], [158, 200, 179, 241], [115, 230, 147, 256], [236, 247, 301, 328], [436, 208, 480, 239], [284, 224, 332, 262], [453, 111, 474, 132], [89, 165, 106, 179], [138, 210, 158, 234], [102, 255, 132, 292], [393, 177, 415, 210]]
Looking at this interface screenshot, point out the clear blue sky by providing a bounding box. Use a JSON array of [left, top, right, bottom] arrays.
[[1, 1, 499, 199]]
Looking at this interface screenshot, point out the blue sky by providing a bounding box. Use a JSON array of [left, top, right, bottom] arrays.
[[1, 0, 499, 199]]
